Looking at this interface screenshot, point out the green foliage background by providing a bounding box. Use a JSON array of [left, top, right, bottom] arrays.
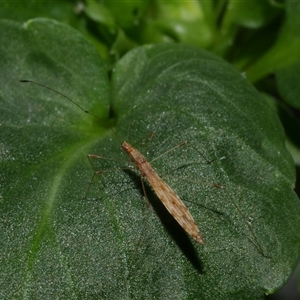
[[1, 1, 300, 299]]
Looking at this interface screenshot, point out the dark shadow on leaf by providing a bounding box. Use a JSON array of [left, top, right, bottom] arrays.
[[123, 169, 204, 273]]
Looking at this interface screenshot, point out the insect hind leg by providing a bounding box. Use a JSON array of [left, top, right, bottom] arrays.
[[85, 153, 128, 199]]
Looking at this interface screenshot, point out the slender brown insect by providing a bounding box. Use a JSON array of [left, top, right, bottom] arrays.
[[20, 80, 204, 245], [122, 141, 204, 245]]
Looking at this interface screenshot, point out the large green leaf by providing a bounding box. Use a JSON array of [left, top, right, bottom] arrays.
[[1, 19, 300, 299], [0, 0, 79, 28], [0, 0, 110, 62]]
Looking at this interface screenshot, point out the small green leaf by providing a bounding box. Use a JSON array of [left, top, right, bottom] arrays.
[[142, 0, 213, 48], [276, 61, 300, 109], [102, 0, 147, 30], [246, 0, 300, 82], [1, 18, 300, 299], [213, 0, 280, 56], [224, 0, 280, 29], [85, 0, 117, 34]]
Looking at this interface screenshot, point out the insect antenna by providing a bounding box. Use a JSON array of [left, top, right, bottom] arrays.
[[19, 80, 122, 144], [125, 105, 137, 142]]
